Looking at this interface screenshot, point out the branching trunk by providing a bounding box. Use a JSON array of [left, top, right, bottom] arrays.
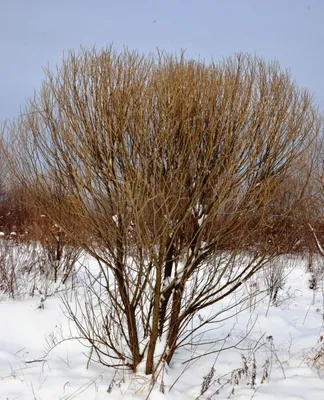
[[115, 232, 142, 370]]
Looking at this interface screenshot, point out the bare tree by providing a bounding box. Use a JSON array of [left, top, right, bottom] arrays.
[[2, 48, 320, 375]]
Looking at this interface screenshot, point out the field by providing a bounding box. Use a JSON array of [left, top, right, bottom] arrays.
[[1, 249, 324, 399]]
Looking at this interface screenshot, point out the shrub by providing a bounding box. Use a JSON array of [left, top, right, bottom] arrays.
[[2, 48, 320, 374]]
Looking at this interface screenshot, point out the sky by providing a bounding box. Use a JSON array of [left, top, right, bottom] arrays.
[[0, 0, 323, 122]]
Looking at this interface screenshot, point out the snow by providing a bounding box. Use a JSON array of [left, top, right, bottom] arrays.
[[1, 254, 324, 399], [198, 214, 206, 227]]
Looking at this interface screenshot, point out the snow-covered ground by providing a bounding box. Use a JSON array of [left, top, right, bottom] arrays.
[[1, 254, 324, 399]]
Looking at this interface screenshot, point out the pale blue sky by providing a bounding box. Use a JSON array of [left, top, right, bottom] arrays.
[[1, 0, 323, 121]]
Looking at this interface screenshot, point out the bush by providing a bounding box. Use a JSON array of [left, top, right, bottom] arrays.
[[2, 48, 320, 375]]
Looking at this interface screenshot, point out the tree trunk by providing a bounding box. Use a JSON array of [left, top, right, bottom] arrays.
[[158, 241, 175, 336], [164, 283, 184, 364], [145, 265, 162, 375], [115, 232, 142, 370]]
